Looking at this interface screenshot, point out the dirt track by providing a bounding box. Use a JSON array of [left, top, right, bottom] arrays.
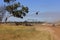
[[50, 27, 60, 40], [34, 24, 60, 40]]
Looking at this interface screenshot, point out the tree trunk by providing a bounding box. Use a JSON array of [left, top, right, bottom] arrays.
[[5, 14, 12, 22], [5, 17, 8, 22]]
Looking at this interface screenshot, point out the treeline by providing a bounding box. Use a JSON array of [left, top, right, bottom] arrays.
[[0, 22, 45, 26]]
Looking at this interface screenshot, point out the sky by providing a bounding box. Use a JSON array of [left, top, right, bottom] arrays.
[[0, 0, 60, 22]]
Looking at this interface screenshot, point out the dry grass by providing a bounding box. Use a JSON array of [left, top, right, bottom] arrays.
[[0, 24, 54, 40]]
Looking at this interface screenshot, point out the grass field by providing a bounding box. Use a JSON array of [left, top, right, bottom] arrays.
[[0, 24, 54, 40]]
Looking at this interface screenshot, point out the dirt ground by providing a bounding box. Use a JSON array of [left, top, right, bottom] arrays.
[[0, 24, 52, 40], [34, 24, 60, 40], [0, 23, 60, 40]]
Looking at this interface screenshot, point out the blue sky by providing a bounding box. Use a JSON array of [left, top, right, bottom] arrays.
[[0, 0, 60, 22]]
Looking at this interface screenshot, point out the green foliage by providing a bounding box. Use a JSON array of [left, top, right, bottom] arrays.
[[4, 0, 29, 19], [22, 6, 29, 13], [6, 2, 20, 12], [4, 0, 16, 3]]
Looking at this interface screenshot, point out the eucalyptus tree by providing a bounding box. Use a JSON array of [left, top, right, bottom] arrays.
[[4, 0, 29, 22], [0, 6, 6, 22]]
